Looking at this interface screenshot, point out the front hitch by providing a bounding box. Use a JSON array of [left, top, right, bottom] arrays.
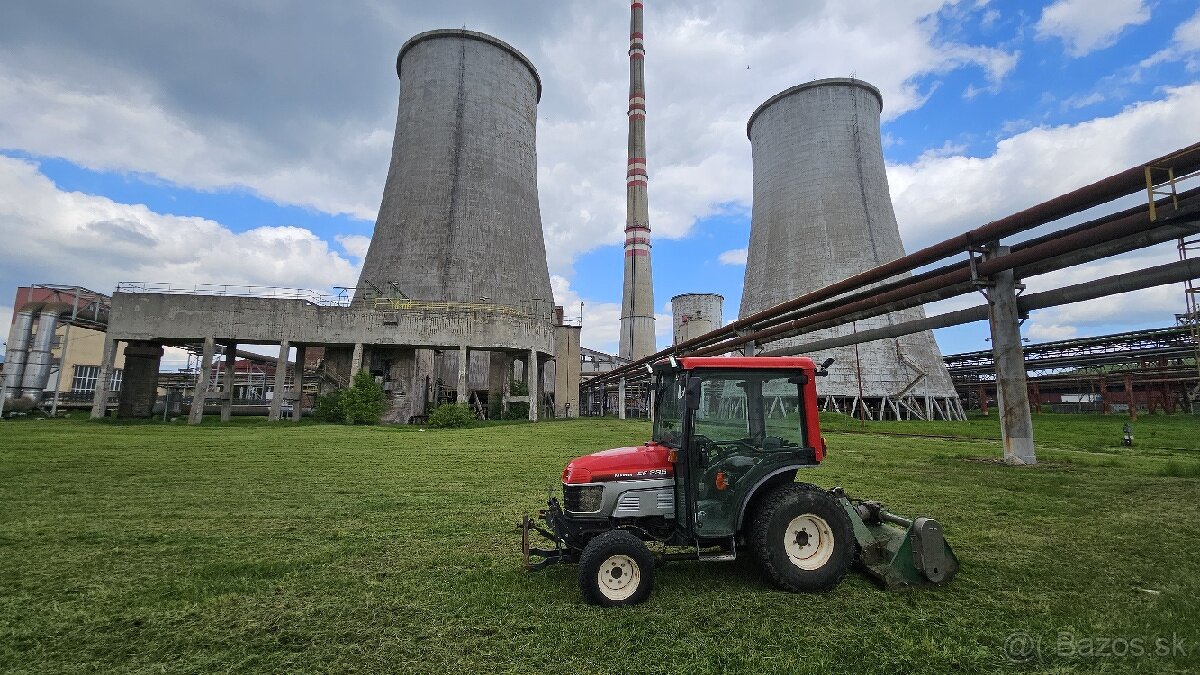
[[519, 497, 576, 570]]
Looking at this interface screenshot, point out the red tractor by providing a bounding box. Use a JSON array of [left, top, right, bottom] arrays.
[[522, 356, 957, 606]]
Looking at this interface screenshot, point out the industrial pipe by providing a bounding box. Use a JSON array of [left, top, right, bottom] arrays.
[[583, 142, 1200, 389], [765, 257, 1200, 357]]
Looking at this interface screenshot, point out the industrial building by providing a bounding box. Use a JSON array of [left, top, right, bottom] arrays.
[[69, 29, 579, 424], [1, 286, 122, 415], [739, 78, 964, 421], [671, 293, 723, 346]]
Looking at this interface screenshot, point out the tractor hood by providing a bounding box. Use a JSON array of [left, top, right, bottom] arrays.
[[562, 442, 673, 484]]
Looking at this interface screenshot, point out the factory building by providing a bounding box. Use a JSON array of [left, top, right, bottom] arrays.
[[739, 79, 964, 421], [88, 29, 579, 424]]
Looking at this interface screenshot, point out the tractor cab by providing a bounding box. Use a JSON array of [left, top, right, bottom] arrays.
[[652, 357, 827, 544]]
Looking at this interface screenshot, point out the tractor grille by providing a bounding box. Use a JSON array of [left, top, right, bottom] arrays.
[[563, 484, 603, 512]]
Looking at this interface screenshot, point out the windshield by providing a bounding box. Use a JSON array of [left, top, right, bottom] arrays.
[[653, 369, 808, 450]]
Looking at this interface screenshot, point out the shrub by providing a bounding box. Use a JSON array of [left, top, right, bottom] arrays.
[[502, 402, 529, 420], [312, 371, 388, 425], [312, 390, 344, 422], [428, 403, 475, 428], [339, 370, 388, 425]]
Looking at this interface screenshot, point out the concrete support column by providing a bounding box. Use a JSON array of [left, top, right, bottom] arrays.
[[89, 336, 119, 419], [268, 340, 290, 421], [978, 383, 988, 416], [350, 342, 364, 379], [1030, 382, 1042, 414], [528, 348, 539, 421], [1125, 374, 1136, 420], [1099, 375, 1109, 415], [189, 337, 215, 425], [985, 245, 1036, 465], [117, 341, 164, 419], [220, 341, 237, 422], [618, 377, 627, 420], [457, 345, 469, 404], [291, 346, 306, 422]]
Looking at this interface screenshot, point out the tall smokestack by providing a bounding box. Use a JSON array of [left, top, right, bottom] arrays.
[[619, 0, 657, 360]]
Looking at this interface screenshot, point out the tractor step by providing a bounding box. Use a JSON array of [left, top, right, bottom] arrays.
[[696, 538, 737, 562]]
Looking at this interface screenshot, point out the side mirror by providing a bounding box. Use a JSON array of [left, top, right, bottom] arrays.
[[684, 376, 702, 410], [816, 357, 834, 377]]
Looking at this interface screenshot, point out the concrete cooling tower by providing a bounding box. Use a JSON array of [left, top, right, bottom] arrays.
[[356, 29, 553, 314], [671, 293, 723, 345], [739, 78, 964, 421], [328, 29, 557, 422]]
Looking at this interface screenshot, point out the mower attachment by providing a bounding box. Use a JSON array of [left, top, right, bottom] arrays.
[[832, 488, 959, 590], [520, 497, 576, 571]]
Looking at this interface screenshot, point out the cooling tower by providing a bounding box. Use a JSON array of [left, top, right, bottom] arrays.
[[356, 29, 553, 314], [740, 78, 963, 420], [671, 293, 723, 346]]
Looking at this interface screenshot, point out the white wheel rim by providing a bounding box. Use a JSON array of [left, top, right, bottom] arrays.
[[597, 554, 641, 601], [783, 514, 835, 571]]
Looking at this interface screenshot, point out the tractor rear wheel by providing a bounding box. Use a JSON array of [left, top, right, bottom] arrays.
[[578, 530, 655, 607], [751, 484, 854, 593]]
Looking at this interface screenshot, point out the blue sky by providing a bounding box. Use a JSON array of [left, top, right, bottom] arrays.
[[2, 0, 1199, 365]]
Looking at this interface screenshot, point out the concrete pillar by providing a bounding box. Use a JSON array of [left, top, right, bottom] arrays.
[[528, 348, 540, 421], [978, 383, 988, 416], [350, 342, 364, 378], [488, 351, 512, 419], [1030, 382, 1042, 414], [117, 341, 163, 418], [1125, 374, 1136, 420], [268, 340, 290, 422], [89, 336, 119, 419], [291, 345, 306, 422], [985, 246, 1035, 465], [1100, 375, 1109, 415], [619, 377, 627, 420], [553, 325, 581, 418], [457, 345, 469, 404], [189, 337, 215, 425], [220, 341, 237, 422]]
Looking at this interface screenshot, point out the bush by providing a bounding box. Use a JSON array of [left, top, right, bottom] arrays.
[[312, 390, 344, 423], [428, 403, 475, 428], [312, 371, 388, 425]]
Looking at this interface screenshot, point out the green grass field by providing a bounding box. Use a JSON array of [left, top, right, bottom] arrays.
[[2, 413, 1198, 674]]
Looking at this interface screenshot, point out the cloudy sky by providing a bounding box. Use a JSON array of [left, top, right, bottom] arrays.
[[2, 0, 1199, 365]]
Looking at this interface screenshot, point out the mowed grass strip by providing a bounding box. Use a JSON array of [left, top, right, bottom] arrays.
[[1, 414, 1198, 674]]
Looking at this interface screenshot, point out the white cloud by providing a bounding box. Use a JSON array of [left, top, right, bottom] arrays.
[[335, 234, 371, 260], [0, 1, 1018, 282], [0, 156, 361, 298], [1025, 322, 1078, 341], [1036, 0, 1150, 57], [718, 248, 748, 266], [1140, 8, 1200, 68], [889, 84, 1200, 252]]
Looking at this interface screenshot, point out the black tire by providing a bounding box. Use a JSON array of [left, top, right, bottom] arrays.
[[751, 484, 854, 593], [578, 530, 655, 607]]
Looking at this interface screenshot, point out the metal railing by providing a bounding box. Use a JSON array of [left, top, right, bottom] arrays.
[[370, 297, 534, 317], [115, 282, 352, 307]]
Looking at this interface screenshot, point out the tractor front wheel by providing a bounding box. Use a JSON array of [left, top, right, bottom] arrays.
[[578, 530, 655, 607], [751, 484, 854, 593]]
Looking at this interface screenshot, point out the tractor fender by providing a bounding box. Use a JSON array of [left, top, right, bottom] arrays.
[[734, 465, 815, 532]]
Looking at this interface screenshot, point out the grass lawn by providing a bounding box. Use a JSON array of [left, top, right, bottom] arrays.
[[1, 413, 1198, 673]]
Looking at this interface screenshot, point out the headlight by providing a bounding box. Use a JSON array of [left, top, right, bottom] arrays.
[[563, 484, 604, 512]]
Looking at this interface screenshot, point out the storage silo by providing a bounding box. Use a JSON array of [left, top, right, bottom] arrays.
[[739, 78, 963, 420], [671, 293, 723, 346]]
